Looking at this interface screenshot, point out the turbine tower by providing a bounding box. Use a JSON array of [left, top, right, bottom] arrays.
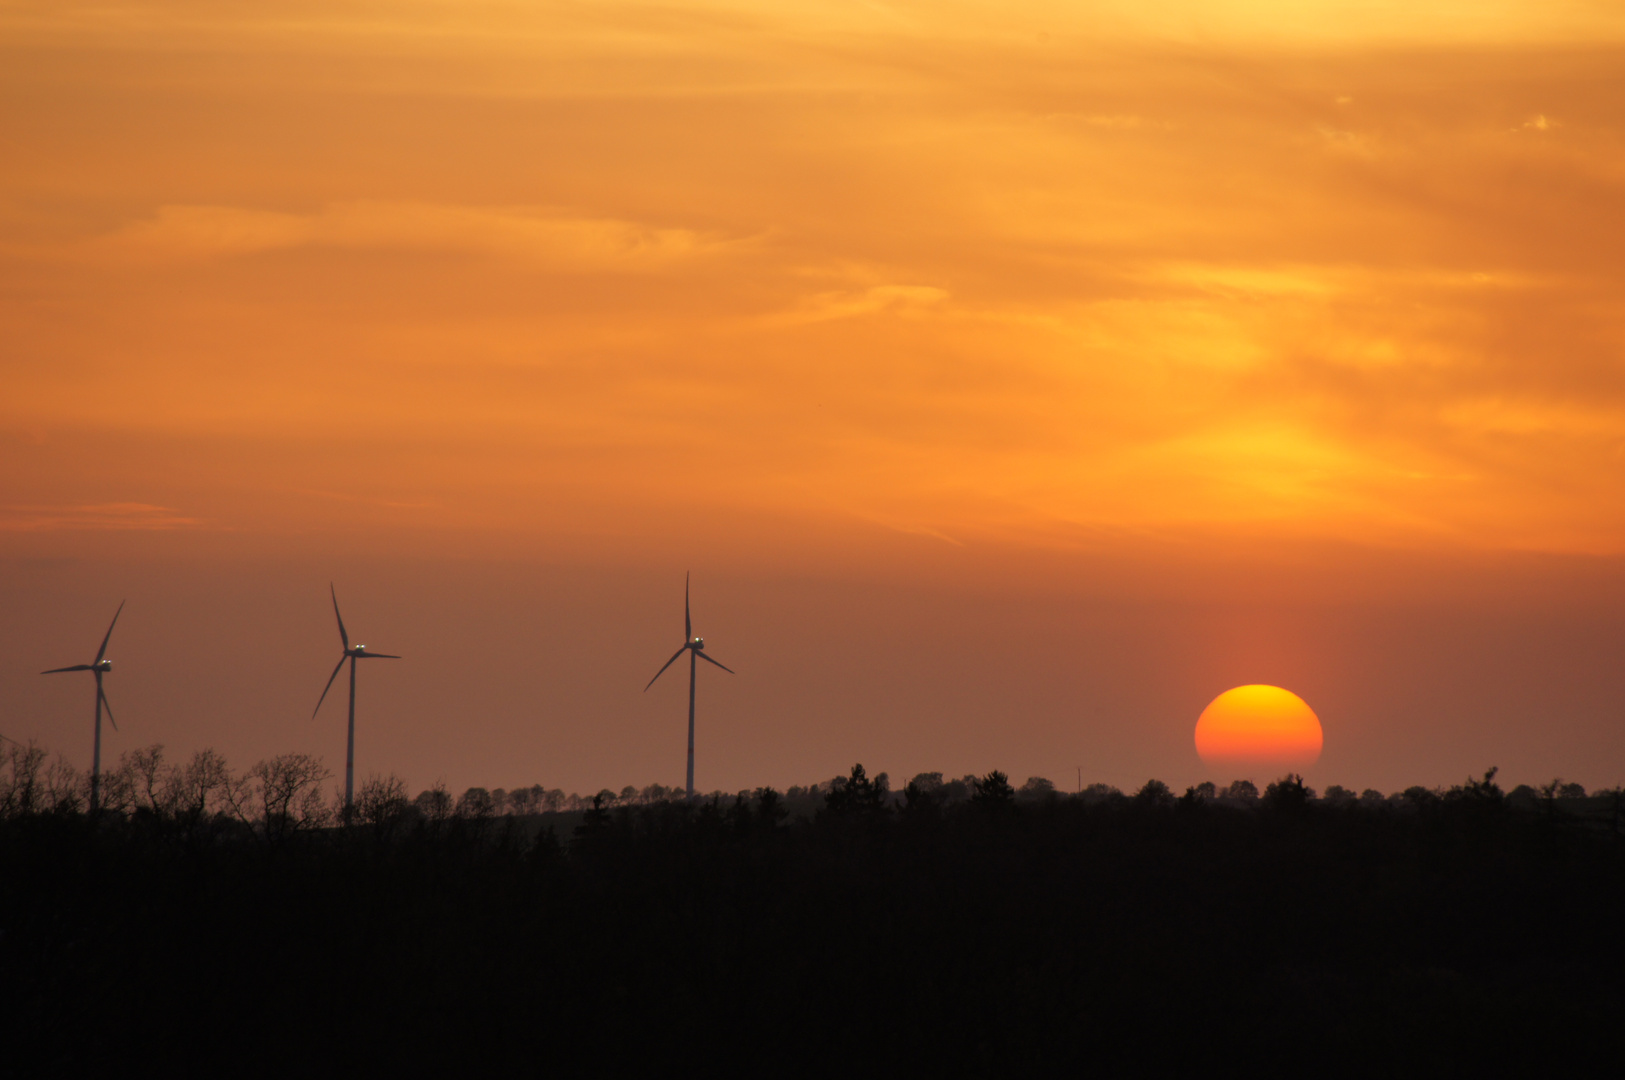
[[313, 584, 400, 821], [644, 573, 734, 801], [41, 600, 125, 814]]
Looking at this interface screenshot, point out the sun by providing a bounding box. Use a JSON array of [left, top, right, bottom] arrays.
[[1195, 685, 1323, 773]]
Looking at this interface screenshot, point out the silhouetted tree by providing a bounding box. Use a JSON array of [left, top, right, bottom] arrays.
[[1220, 780, 1258, 802], [575, 792, 612, 842], [754, 787, 787, 826], [971, 770, 1014, 808], [1536, 779, 1569, 818], [1262, 774, 1314, 812], [1019, 776, 1057, 802], [1401, 785, 1441, 808], [97, 754, 137, 815], [414, 782, 454, 823], [0, 740, 46, 818], [235, 753, 330, 842], [1194, 781, 1216, 800], [357, 773, 411, 839], [903, 776, 944, 813], [120, 743, 167, 814], [1322, 785, 1355, 806], [1134, 779, 1174, 808], [825, 763, 890, 817], [457, 787, 498, 820], [1446, 767, 1504, 809], [168, 749, 235, 830], [43, 756, 84, 814], [909, 772, 944, 794]]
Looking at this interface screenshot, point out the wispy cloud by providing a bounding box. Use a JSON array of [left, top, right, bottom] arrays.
[[772, 284, 950, 325], [99, 202, 745, 270], [0, 504, 200, 531]]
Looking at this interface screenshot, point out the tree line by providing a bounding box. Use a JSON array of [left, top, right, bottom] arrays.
[[4, 733, 1620, 844]]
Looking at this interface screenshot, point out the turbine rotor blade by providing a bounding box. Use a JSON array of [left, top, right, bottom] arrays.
[[99, 689, 118, 732], [41, 665, 95, 674], [356, 652, 401, 659], [94, 600, 126, 664], [330, 583, 350, 650], [644, 645, 688, 691], [696, 651, 735, 674], [685, 571, 691, 640], [313, 654, 347, 717]]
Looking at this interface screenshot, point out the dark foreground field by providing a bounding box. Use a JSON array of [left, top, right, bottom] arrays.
[[4, 775, 1623, 1074]]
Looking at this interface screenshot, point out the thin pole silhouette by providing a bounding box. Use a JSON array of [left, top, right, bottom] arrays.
[[644, 573, 734, 801], [313, 585, 400, 821], [41, 601, 125, 814]]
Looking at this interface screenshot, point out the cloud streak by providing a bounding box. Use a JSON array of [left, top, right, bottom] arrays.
[[0, 503, 199, 532], [99, 203, 742, 270]]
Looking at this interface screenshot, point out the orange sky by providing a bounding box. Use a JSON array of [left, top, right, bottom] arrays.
[[4, 1, 1625, 795]]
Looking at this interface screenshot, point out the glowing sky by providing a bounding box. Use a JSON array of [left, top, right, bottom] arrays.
[[4, 1, 1624, 795]]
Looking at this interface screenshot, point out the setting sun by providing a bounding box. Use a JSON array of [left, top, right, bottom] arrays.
[[1195, 685, 1324, 773]]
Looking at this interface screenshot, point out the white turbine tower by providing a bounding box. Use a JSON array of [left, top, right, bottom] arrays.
[[644, 573, 734, 801]]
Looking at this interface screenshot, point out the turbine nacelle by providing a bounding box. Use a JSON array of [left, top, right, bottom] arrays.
[[94, 660, 112, 672], [315, 586, 402, 720], [691, 636, 704, 650]]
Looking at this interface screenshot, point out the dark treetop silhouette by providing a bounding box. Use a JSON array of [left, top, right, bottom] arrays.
[[644, 573, 734, 801], [40, 600, 124, 814], [313, 584, 400, 819]]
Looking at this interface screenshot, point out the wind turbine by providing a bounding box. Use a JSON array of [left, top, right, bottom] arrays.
[[313, 584, 400, 820], [41, 601, 125, 814], [644, 573, 734, 801]]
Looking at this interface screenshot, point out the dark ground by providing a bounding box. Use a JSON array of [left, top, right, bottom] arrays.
[[3, 779, 1622, 1075]]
